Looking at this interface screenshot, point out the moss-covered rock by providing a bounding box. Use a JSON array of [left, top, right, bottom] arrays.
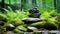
[[30, 21, 58, 30]]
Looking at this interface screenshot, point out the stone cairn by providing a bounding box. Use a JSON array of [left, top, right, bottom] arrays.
[[22, 7, 44, 32]]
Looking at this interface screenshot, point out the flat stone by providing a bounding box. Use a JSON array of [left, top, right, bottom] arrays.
[[18, 28, 24, 31], [6, 24, 15, 31], [27, 26, 38, 32], [22, 18, 43, 24], [9, 24, 15, 27], [28, 26, 37, 30]]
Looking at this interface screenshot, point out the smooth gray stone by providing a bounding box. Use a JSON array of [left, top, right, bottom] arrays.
[[18, 28, 24, 31], [27, 26, 38, 32], [22, 18, 43, 23], [22, 18, 43, 21], [6, 24, 15, 31], [28, 26, 37, 30], [9, 24, 15, 27]]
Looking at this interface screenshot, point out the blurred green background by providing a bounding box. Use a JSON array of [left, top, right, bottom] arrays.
[[0, 0, 60, 12]]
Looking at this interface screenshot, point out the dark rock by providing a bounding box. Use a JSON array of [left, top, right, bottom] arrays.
[[33, 24, 57, 30], [29, 13, 40, 18], [28, 6, 41, 18], [22, 18, 43, 24], [27, 29, 33, 32], [0, 21, 5, 26], [44, 25, 57, 30], [6, 24, 15, 31], [0, 17, 7, 26]]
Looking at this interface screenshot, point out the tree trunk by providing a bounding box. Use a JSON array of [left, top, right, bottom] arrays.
[[56, 0, 60, 12], [54, 0, 56, 9], [9, 0, 11, 4], [21, 0, 24, 10], [21, 0, 27, 11], [42, 0, 46, 10], [32, 0, 37, 6], [1, 0, 5, 8]]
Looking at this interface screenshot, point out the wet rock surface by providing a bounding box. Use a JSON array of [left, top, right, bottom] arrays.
[[6, 24, 15, 31], [22, 18, 43, 24], [27, 26, 38, 32], [0, 21, 5, 26]]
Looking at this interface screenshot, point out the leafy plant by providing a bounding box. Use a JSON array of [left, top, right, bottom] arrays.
[[0, 7, 29, 34], [0, 7, 29, 24], [30, 10, 58, 30], [40, 10, 57, 18]]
